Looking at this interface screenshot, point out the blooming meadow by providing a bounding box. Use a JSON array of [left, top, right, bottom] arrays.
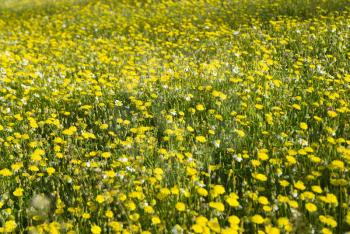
[[0, 0, 350, 233]]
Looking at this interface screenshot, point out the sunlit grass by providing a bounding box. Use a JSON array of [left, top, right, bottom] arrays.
[[0, 0, 350, 233]]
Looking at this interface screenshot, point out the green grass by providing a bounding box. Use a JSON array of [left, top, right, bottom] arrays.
[[0, 0, 350, 233]]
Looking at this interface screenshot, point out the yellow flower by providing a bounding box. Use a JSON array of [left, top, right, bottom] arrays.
[[62, 126, 77, 136], [126, 201, 136, 211], [235, 129, 245, 137], [312, 185, 323, 194], [222, 227, 239, 234], [277, 217, 290, 227], [209, 202, 225, 212], [251, 160, 260, 168], [151, 216, 161, 225], [175, 202, 186, 212], [154, 168, 163, 175], [330, 160, 344, 170], [101, 152, 111, 159], [277, 195, 289, 203], [195, 136, 207, 143], [265, 225, 280, 234], [319, 215, 337, 228], [196, 104, 205, 111], [29, 165, 39, 172], [109, 221, 122, 231], [0, 168, 13, 177], [2, 220, 17, 232], [301, 191, 315, 200], [100, 123, 108, 129], [228, 215, 240, 227], [294, 181, 306, 190], [258, 196, 269, 205], [144, 206, 154, 214], [258, 151, 269, 161], [95, 195, 105, 203], [289, 200, 299, 208], [13, 188, 24, 197], [171, 186, 179, 195], [263, 205, 272, 212], [207, 218, 221, 233], [254, 173, 267, 182], [321, 228, 333, 234], [129, 213, 140, 221], [192, 224, 203, 233], [327, 110, 337, 118], [46, 167, 55, 175], [30, 149, 45, 161], [196, 216, 208, 226], [105, 210, 114, 218], [211, 185, 225, 197], [324, 193, 338, 205], [255, 104, 264, 110], [226, 196, 240, 207], [345, 212, 350, 225], [91, 225, 101, 234], [82, 213, 91, 219], [197, 187, 208, 197], [292, 104, 301, 110], [299, 122, 308, 130], [305, 202, 317, 212], [279, 180, 290, 187], [251, 214, 265, 224]]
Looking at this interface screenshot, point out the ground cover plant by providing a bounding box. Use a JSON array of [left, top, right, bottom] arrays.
[[0, 0, 350, 233]]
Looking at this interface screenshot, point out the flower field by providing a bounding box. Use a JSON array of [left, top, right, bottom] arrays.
[[1, 0, 350, 233]]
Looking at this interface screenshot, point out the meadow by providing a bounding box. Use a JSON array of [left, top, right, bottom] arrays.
[[0, 0, 350, 233]]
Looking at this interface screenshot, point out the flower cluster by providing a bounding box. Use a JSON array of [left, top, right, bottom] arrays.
[[0, 0, 350, 233]]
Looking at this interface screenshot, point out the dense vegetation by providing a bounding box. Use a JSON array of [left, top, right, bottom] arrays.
[[1, 0, 350, 233]]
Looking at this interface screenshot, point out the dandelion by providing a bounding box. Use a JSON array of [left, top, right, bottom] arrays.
[[195, 136, 207, 143], [192, 224, 203, 233], [95, 195, 105, 204], [330, 160, 344, 170], [1, 220, 17, 233], [30, 149, 45, 161], [254, 173, 267, 182], [211, 185, 225, 197], [299, 122, 308, 130], [251, 214, 265, 224], [258, 196, 269, 205], [196, 104, 205, 111], [207, 218, 221, 232], [46, 167, 55, 175], [105, 210, 114, 218], [151, 216, 161, 225], [294, 181, 306, 190], [13, 188, 24, 197], [209, 202, 225, 212], [0, 168, 13, 177], [327, 110, 337, 118], [109, 222, 122, 232], [228, 215, 240, 227], [197, 187, 208, 197], [175, 202, 186, 212], [345, 212, 350, 225], [319, 215, 337, 228], [91, 225, 101, 234], [305, 203, 317, 212], [226, 195, 240, 207], [312, 185, 323, 194]]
